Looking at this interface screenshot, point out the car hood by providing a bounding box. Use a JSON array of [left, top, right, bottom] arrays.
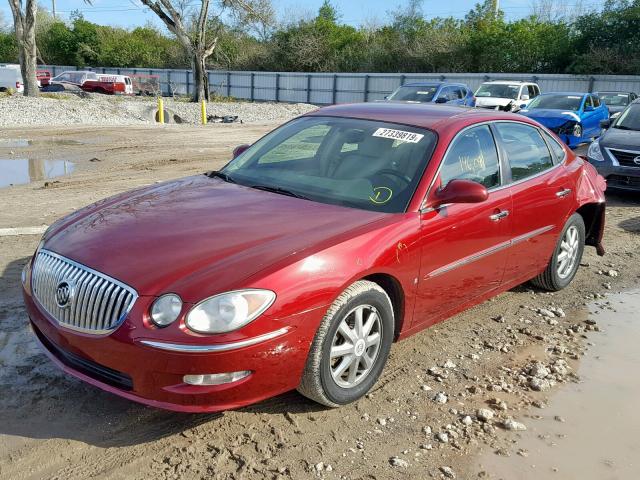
[[520, 108, 581, 127], [608, 105, 626, 115], [600, 127, 640, 150], [43, 175, 391, 301], [475, 97, 513, 107]]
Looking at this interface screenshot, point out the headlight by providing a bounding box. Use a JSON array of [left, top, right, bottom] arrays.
[[587, 139, 604, 162], [150, 294, 183, 327], [185, 289, 276, 334], [573, 124, 583, 137]]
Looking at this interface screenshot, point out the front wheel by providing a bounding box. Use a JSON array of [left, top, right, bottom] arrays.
[[531, 213, 585, 291], [297, 280, 394, 407]]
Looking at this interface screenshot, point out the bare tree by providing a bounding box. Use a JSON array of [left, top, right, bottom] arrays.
[[8, 0, 39, 96], [139, 0, 272, 102]]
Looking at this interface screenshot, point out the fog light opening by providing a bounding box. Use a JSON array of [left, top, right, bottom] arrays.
[[183, 371, 251, 386]]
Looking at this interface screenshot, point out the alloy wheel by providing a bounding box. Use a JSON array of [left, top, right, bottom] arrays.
[[557, 225, 580, 279], [329, 304, 382, 388]]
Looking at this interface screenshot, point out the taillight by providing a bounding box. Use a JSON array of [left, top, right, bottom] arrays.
[[16, 82, 22, 89]]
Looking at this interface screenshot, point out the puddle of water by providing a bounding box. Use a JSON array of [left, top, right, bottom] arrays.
[[0, 138, 84, 148], [478, 290, 640, 479], [0, 158, 75, 188], [0, 139, 31, 148]]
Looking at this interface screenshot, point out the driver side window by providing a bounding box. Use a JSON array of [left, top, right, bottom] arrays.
[[439, 125, 501, 189]]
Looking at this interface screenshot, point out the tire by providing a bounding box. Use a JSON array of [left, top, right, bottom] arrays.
[[297, 280, 394, 407], [531, 213, 585, 291]]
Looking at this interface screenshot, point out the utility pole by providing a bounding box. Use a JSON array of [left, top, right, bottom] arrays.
[[52, 0, 56, 19], [494, 0, 499, 18]]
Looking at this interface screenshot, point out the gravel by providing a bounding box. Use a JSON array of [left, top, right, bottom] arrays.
[[0, 93, 317, 127]]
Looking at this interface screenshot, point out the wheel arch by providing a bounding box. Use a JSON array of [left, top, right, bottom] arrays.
[[576, 202, 605, 255], [362, 273, 405, 341]]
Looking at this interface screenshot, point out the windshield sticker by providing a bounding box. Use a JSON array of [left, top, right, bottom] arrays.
[[373, 128, 423, 143], [369, 186, 393, 204]]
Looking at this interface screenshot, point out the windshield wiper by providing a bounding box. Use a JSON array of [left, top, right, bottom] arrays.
[[207, 170, 237, 183], [250, 184, 310, 200]]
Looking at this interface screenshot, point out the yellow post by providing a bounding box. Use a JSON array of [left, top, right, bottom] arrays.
[[201, 100, 207, 125], [157, 97, 164, 124]]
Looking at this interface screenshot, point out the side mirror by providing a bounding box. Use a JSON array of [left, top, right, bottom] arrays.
[[434, 97, 448, 104], [384, 95, 389, 100], [521, 94, 530, 101], [232, 144, 250, 158], [584, 105, 595, 112], [600, 119, 611, 129], [426, 179, 488, 209]]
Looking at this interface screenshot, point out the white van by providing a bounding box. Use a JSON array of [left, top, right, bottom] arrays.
[[0, 64, 24, 93]]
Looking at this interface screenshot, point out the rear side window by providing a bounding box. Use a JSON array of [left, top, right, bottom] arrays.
[[495, 123, 554, 182], [527, 85, 538, 98], [541, 130, 566, 164], [439, 125, 501, 189], [593, 96, 601, 107]]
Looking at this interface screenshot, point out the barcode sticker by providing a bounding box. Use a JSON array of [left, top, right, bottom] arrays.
[[372, 128, 424, 143]]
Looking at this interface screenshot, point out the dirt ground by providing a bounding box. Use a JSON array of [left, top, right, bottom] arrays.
[[1, 124, 639, 480]]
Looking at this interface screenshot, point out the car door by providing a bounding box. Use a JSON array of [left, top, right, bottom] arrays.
[[581, 95, 600, 138], [493, 122, 574, 284], [413, 124, 512, 328]]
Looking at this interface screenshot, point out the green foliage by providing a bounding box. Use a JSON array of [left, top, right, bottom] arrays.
[[0, 31, 17, 63], [19, 0, 640, 75]]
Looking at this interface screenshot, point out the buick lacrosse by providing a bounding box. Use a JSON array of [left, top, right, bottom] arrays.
[[23, 103, 606, 412]]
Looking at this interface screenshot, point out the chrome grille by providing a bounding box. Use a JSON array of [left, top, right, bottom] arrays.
[[31, 249, 137, 334]]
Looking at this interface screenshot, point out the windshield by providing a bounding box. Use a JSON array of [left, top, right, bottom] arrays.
[[527, 94, 583, 111], [475, 84, 520, 99], [614, 104, 640, 131], [222, 116, 437, 213], [388, 85, 438, 102], [599, 92, 630, 107]]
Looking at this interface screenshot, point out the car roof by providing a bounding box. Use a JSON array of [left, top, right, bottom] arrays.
[[539, 92, 588, 97], [402, 82, 467, 88], [482, 80, 533, 85], [306, 102, 524, 131], [596, 91, 634, 94]]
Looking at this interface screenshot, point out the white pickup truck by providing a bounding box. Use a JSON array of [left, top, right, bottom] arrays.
[[475, 81, 541, 112], [0, 64, 24, 93]]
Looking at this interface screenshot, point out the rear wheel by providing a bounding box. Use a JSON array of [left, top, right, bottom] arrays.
[[297, 280, 393, 407], [531, 213, 585, 291]]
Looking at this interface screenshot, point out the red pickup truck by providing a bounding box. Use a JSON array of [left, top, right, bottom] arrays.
[[81, 75, 133, 95]]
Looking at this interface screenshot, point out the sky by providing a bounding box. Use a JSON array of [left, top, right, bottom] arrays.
[[1, 0, 608, 30]]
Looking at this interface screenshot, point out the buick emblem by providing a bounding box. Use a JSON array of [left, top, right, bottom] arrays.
[[55, 281, 74, 309], [634, 156, 640, 166]]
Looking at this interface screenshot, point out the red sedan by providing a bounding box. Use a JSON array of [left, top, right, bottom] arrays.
[[22, 103, 606, 412]]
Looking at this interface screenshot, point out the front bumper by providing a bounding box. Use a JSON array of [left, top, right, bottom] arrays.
[[587, 162, 640, 192], [24, 287, 323, 412]]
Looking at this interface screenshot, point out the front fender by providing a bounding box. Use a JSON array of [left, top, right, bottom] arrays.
[[576, 160, 606, 255]]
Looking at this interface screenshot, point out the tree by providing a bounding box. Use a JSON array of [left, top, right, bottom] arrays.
[[8, 0, 38, 96], [139, 0, 272, 102]]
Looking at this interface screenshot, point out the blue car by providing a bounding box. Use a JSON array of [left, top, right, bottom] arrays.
[[386, 82, 476, 107], [519, 92, 609, 148]]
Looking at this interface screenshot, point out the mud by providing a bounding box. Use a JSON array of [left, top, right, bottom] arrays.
[[0, 124, 639, 480], [476, 290, 640, 479]]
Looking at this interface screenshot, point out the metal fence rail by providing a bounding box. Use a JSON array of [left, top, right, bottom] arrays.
[[39, 65, 640, 104]]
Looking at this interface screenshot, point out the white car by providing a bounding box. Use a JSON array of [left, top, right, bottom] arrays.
[[0, 64, 24, 93], [50, 70, 99, 86], [475, 81, 541, 112]]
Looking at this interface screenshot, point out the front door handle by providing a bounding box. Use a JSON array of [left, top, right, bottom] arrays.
[[556, 188, 572, 198], [489, 210, 510, 222]]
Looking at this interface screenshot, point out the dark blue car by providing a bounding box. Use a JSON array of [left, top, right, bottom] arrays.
[[386, 82, 476, 107], [519, 92, 609, 148]]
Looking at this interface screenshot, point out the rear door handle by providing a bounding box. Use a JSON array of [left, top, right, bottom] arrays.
[[556, 188, 572, 198], [489, 210, 510, 221]]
